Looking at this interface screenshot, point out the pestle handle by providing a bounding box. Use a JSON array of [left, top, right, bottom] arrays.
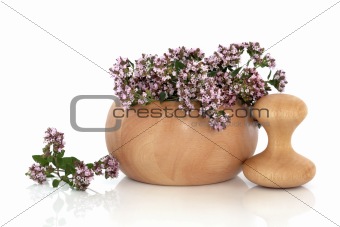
[[243, 94, 315, 188], [252, 94, 308, 154]]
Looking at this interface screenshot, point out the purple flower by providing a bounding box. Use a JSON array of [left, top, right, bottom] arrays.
[[109, 57, 135, 108], [164, 47, 204, 63], [245, 42, 265, 57], [252, 52, 276, 68], [93, 155, 119, 179], [272, 70, 288, 92], [263, 53, 276, 68], [109, 42, 287, 131], [101, 155, 119, 179], [26, 163, 47, 184], [209, 113, 230, 131], [73, 161, 94, 191], [93, 161, 104, 175], [199, 72, 236, 109], [176, 60, 208, 111], [232, 67, 268, 106], [44, 127, 65, 153], [205, 43, 245, 70]]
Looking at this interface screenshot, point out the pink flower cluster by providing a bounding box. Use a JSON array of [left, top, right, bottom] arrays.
[[93, 155, 119, 179], [26, 163, 46, 184], [209, 112, 230, 131], [134, 54, 174, 105], [232, 67, 269, 106], [205, 43, 245, 70], [27, 128, 120, 191], [273, 70, 288, 92], [109, 57, 135, 108], [73, 161, 94, 191], [176, 61, 208, 110], [44, 127, 65, 153], [109, 42, 288, 130], [73, 156, 119, 190]]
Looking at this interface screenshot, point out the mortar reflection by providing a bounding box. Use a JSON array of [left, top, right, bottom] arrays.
[[111, 176, 254, 226]]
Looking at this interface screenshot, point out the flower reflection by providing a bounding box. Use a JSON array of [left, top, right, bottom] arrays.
[[64, 188, 119, 217], [27, 183, 119, 226], [26, 177, 287, 226]]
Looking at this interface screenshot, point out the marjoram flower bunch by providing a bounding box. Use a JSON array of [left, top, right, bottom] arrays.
[[109, 42, 287, 131], [26, 127, 119, 191]]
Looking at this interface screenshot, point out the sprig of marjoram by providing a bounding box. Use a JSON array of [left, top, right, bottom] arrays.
[[26, 127, 119, 191]]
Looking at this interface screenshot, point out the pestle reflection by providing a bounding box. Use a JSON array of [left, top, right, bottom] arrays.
[[243, 186, 315, 227]]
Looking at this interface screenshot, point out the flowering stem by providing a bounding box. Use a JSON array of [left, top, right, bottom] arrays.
[[54, 157, 60, 177], [53, 170, 61, 178], [26, 127, 119, 190]]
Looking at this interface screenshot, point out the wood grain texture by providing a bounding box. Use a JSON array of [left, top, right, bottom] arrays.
[[242, 94, 316, 188], [106, 101, 258, 185]]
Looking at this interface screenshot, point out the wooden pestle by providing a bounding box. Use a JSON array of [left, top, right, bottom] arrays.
[[242, 94, 316, 188]]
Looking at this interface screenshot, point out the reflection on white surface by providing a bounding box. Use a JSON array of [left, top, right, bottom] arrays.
[[26, 183, 119, 227], [18, 177, 317, 227], [111, 176, 255, 227], [243, 186, 315, 227], [22, 177, 256, 227]]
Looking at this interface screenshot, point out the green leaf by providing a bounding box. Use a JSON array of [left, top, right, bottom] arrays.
[[47, 156, 54, 163], [145, 90, 152, 97], [65, 164, 75, 176], [217, 110, 226, 115], [61, 175, 68, 182], [63, 157, 80, 165], [46, 173, 55, 178], [207, 71, 217, 77], [61, 157, 79, 167], [268, 80, 279, 90], [231, 67, 242, 77], [226, 66, 234, 72], [58, 157, 79, 176], [259, 61, 267, 68], [265, 85, 272, 91], [32, 155, 49, 166], [52, 179, 60, 188], [174, 60, 185, 70], [159, 92, 167, 102], [86, 163, 94, 169], [128, 59, 135, 69], [61, 176, 71, 185], [56, 150, 65, 158], [267, 70, 272, 80]]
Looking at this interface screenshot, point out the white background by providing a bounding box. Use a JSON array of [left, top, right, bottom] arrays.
[[1, 0, 340, 226]]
